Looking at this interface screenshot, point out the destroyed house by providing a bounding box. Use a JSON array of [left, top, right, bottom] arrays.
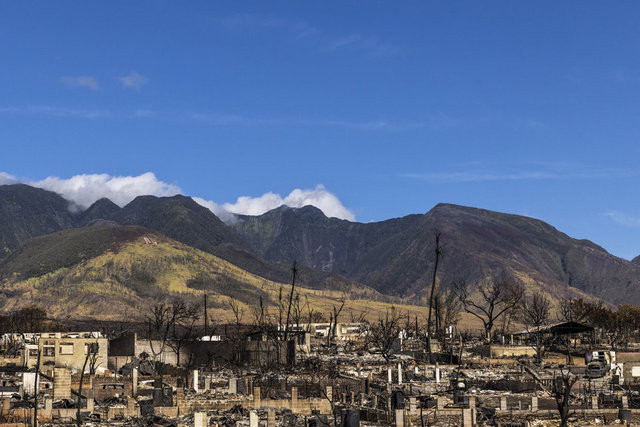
[[282, 322, 364, 341], [2, 332, 109, 372], [33, 333, 107, 372], [109, 330, 298, 369], [511, 321, 594, 338]]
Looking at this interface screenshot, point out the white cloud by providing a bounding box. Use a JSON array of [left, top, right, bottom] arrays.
[[188, 112, 458, 131], [119, 71, 148, 90], [328, 33, 397, 57], [403, 167, 640, 183], [0, 105, 112, 119], [223, 192, 284, 217], [0, 172, 19, 185], [34, 172, 181, 209], [60, 76, 100, 90], [0, 171, 181, 210], [605, 211, 640, 228], [0, 172, 354, 223], [191, 197, 238, 224], [219, 185, 355, 221], [219, 14, 398, 57]]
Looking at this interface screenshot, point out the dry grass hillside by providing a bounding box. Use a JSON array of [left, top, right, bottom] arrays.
[[0, 225, 438, 325]]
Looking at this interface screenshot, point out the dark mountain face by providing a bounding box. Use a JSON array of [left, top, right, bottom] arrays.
[[3, 183, 640, 306], [115, 195, 247, 251], [234, 203, 640, 305], [0, 185, 76, 259], [0, 186, 248, 256], [0, 184, 250, 264], [77, 198, 121, 226], [235, 205, 423, 274]]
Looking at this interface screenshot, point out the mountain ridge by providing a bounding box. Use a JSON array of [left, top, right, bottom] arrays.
[[0, 224, 394, 321], [0, 185, 371, 294], [234, 202, 640, 305], [1, 183, 639, 306]]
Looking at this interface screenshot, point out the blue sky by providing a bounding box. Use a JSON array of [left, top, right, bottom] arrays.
[[1, 2, 640, 259]]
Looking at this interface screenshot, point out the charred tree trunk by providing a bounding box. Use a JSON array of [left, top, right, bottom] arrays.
[[426, 233, 442, 363]]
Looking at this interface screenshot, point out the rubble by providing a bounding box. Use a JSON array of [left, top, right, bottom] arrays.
[[0, 312, 636, 427]]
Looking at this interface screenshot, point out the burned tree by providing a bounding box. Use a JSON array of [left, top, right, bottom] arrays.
[[426, 232, 442, 362], [453, 273, 524, 341], [228, 299, 246, 365], [77, 342, 98, 427], [520, 291, 551, 364], [558, 297, 590, 324], [283, 261, 298, 343], [228, 299, 245, 328], [616, 304, 640, 349], [326, 299, 345, 346], [11, 305, 47, 333], [251, 295, 269, 333], [86, 341, 102, 374], [552, 369, 578, 427], [305, 297, 327, 328], [366, 307, 403, 361], [145, 298, 195, 378], [432, 284, 461, 333], [167, 302, 200, 367], [291, 292, 308, 331], [430, 284, 462, 359]]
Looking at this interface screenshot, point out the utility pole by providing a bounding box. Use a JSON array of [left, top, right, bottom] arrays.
[[76, 344, 95, 427], [32, 349, 41, 427], [203, 294, 208, 337], [427, 232, 442, 364], [283, 261, 298, 344]]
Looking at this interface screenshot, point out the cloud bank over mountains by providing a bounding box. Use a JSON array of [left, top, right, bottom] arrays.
[[193, 184, 355, 223], [0, 171, 354, 223]]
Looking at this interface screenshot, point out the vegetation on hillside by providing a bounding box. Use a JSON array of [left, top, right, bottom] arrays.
[[0, 225, 428, 324]]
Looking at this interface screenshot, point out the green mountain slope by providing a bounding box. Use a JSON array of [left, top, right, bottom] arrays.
[[0, 185, 361, 293], [114, 195, 247, 249], [0, 225, 147, 279], [0, 225, 405, 321], [2, 184, 639, 306]]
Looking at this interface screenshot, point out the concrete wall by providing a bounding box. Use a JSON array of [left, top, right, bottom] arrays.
[[109, 332, 136, 357], [109, 333, 189, 367], [28, 337, 108, 372], [92, 377, 133, 401], [175, 387, 331, 416], [616, 352, 640, 363], [53, 368, 71, 400], [187, 340, 293, 367], [488, 345, 537, 358], [135, 339, 187, 366]]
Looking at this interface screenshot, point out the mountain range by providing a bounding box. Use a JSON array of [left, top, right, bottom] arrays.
[[234, 203, 638, 305], [1, 183, 639, 311], [0, 224, 394, 321]]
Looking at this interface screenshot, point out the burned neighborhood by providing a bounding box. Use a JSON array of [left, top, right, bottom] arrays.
[[0, 272, 639, 426], [4, 2, 640, 425]]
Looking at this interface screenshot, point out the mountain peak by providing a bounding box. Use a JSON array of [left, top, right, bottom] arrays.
[[289, 204, 327, 217], [85, 198, 120, 212], [77, 198, 122, 226]]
